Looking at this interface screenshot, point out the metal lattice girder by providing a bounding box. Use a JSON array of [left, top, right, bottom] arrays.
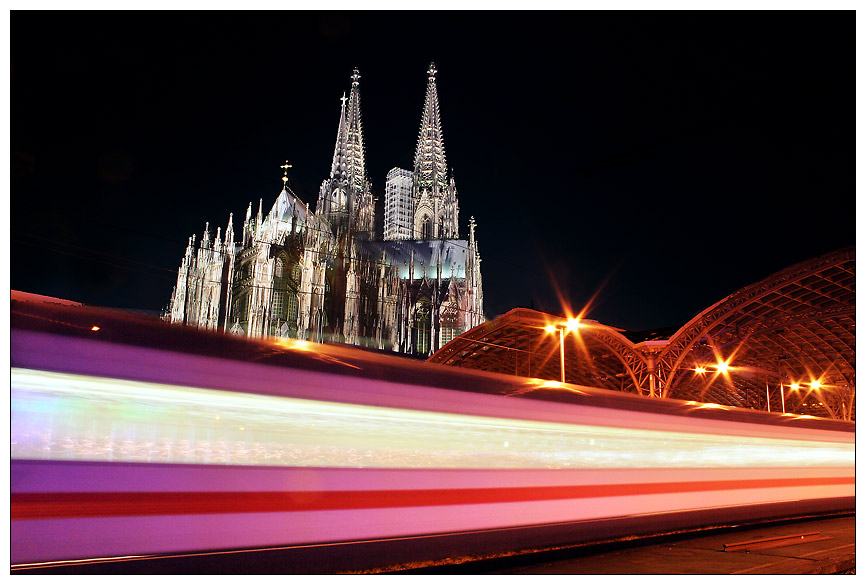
[[430, 248, 854, 420], [657, 248, 854, 419], [430, 308, 652, 395]]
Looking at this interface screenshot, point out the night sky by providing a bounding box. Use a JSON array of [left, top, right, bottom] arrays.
[[10, 11, 854, 332]]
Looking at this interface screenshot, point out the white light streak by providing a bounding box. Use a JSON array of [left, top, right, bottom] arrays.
[[11, 368, 854, 470]]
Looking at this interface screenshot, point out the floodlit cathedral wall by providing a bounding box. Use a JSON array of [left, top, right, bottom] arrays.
[[167, 64, 485, 357]]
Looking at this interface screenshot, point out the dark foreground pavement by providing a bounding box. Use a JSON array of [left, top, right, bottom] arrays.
[[490, 515, 854, 574]]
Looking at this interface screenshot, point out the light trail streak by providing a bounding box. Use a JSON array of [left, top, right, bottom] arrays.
[[11, 368, 853, 470]]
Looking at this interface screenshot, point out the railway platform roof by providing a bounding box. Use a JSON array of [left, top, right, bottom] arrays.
[[430, 247, 855, 420]]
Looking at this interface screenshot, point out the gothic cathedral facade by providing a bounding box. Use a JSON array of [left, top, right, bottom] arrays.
[[167, 64, 485, 357]]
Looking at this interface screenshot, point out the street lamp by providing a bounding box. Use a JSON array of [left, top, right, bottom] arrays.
[[544, 318, 582, 383], [693, 360, 734, 403], [780, 380, 818, 413], [694, 361, 730, 374], [779, 380, 823, 413]]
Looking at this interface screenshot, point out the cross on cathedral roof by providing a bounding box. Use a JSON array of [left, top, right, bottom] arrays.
[[280, 160, 292, 188]]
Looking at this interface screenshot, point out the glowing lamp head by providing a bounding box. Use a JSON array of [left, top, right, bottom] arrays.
[[566, 318, 581, 332], [90, 325, 100, 332], [544, 325, 557, 333], [810, 380, 822, 390], [790, 383, 801, 391], [694, 366, 707, 374], [715, 361, 729, 373]]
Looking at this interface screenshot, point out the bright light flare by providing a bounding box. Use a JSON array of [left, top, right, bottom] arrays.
[[715, 362, 730, 373], [272, 338, 315, 352], [542, 319, 581, 333], [683, 400, 730, 410], [810, 380, 823, 390], [694, 366, 707, 374], [534, 380, 565, 389], [90, 326, 100, 332]]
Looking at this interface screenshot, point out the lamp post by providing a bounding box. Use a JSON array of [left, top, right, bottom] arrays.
[[781, 381, 789, 413], [544, 318, 582, 383]]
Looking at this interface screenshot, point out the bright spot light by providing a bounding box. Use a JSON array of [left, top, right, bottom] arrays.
[[810, 380, 822, 390], [695, 402, 730, 410], [790, 383, 801, 391], [694, 366, 707, 374], [534, 380, 565, 389], [566, 318, 581, 331], [544, 325, 557, 333], [90, 326, 100, 332], [715, 362, 729, 373], [273, 338, 315, 352]]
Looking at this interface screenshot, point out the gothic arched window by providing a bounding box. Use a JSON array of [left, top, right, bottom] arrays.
[[414, 300, 432, 356], [287, 264, 301, 326], [440, 300, 460, 347], [272, 254, 300, 336], [421, 216, 432, 240], [272, 256, 288, 328]]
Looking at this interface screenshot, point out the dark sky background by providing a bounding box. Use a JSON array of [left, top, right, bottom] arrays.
[[10, 11, 854, 332]]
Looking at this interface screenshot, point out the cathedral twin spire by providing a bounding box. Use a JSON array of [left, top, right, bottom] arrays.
[[414, 62, 449, 195], [319, 63, 458, 240], [330, 67, 367, 195], [319, 67, 369, 218]]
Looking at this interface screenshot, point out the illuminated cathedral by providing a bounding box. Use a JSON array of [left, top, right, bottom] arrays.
[[167, 64, 485, 356]]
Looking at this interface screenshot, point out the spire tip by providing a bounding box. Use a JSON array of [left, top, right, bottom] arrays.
[[280, 160, 292, 189]]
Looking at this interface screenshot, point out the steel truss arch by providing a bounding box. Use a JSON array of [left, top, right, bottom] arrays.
[[657, 247, 854, 417], [430, 308, 652, 395], [430, 248, 854, 420]]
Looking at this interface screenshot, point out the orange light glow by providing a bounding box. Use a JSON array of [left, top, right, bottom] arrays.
[[566, 318, 582, 332], [543, 325, 557, 333], [694, 366, 707, 374], [810, 380, 822, 390], [790, 383, 801, 391], [534, 380, 565, 389], [272, 338, 314, 352], [90, 326, 100, 332], [715, 362, 729, 373]]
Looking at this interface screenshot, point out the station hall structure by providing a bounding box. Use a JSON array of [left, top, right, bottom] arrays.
[[430, 248, 855, 420], [167, 64, 485, 357]]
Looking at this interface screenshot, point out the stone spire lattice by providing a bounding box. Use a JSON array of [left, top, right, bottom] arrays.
[[414, 62, 448, 195]]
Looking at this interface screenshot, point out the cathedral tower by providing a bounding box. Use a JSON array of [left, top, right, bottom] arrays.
[[412, 62, 459, 240], [317, 68, 372, 234]]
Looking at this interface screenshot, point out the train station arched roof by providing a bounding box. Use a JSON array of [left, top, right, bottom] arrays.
[[430, 247, 855, 420]]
